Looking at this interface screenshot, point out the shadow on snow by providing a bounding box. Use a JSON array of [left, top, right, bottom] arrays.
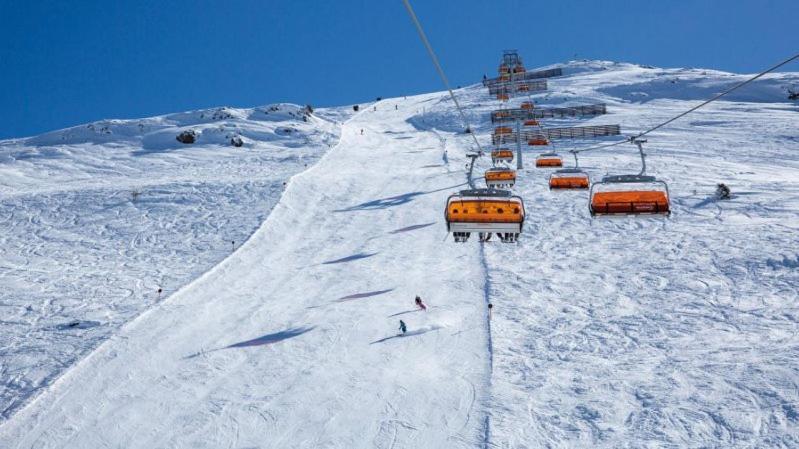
[[321, 252, 378, 265], [389, 222, 436, 234], [334, 183, 468, 212], [370, 325, 442, 344], [184, 326, 315, 359], [335, 289, 394, 302]]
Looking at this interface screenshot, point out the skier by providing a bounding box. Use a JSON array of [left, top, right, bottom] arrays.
[[399, 320, 407, 334], [488, 303, 493, 320], [716, 183, 731, 200], [360, 129, 364, 135], [414, 295, 427, 311]]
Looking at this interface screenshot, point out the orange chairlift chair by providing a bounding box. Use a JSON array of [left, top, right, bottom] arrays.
[[549, 151, 590, 189], [536, 152, 563, 167], [493, 126, 513, 137], [523, 119, 539, 127], [521, 101, 535, 110], [494, 109, 512, 120], [589, 139, 670, 216], [528, 137, 549, 146], [445, 189, 525, 243], [485, 167, 517, 188], [491, 148, 514, 164]]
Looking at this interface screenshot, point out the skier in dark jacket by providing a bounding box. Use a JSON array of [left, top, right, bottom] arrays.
[[414, 296, 427, 311], [716, 183, 731, 199], [399, 320, 407, 334]]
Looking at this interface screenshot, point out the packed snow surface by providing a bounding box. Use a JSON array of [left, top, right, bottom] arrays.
[[1, 60, 798, 448], [0, 103, 346, 420]]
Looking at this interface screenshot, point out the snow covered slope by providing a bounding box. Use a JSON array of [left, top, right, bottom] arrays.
[[1, 60, 798, 448], [0, 104, 347, 420]]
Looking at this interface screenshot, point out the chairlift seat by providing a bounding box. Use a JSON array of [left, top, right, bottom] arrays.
[[445, 189, 525, 240], [485, 168, 516, 188], [589, 175, 670, 215], [549, 169, 589, 189], [491, 149, 514, 163], [535, 153, 562, 167], [528, 138, 549, 146]]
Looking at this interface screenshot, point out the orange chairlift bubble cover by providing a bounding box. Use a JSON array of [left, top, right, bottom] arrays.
[[485, 170, 516, 181], [494, 126, 513, 135], [447, 200, 523, 223], [524, 120, 539, 126], [497, 93, 510, 100], [520, 102, 535, 110], [528, 138, 549, 146], [550, 176, 589, 189], [495, 110, 511, 118], [498, 65, 511, 74], [492, 149, 513, 158], [517, 84, 530, 92], [536, 158, 562, 167], [591, 190, 670, 214]]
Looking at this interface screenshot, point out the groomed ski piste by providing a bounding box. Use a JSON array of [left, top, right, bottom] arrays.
[[1, 60, 799, 448]]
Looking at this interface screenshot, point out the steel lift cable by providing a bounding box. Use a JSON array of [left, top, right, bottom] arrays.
[[401, 0, 484, 155], [572, 51, 799, 155]]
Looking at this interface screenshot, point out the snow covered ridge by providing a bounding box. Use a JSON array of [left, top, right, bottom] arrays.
[[0, 102, 351, 422], [541, 59, 799, 104], [0, 103, 352, 196], [13, 103, 313, 148]]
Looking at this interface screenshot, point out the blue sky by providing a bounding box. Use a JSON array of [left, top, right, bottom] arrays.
[[1, 0, 796, 139]]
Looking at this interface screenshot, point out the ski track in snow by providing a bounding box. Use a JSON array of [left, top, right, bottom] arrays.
[[1, 95, 488, 447], [0, 104, 345, 422], [1, 60, 798, 447]]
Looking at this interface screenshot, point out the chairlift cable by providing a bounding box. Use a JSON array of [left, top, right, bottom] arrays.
[[401, 0, 484, 154], [573, 52, 799, 154], [637, 52, 799, 139]]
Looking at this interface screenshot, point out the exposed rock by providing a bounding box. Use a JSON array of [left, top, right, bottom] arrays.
[[176, 130, 197, 144]]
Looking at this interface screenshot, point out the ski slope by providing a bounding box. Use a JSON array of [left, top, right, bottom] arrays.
[[0, 104, 346, 420], [2, 60, 799, 448]]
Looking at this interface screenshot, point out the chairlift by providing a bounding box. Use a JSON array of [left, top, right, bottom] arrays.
[[523, 119, 539, 126], [445, 189, 524, 243], [491, 148, 514, 164], [535, 152, 563, 167], [494, 126, 513, 136], [549, 151, 589, 189], [485, 167, 516, 188], [589, 139, 670, 216], [528, 137, 549, 146], [521, 101, 535, 110]]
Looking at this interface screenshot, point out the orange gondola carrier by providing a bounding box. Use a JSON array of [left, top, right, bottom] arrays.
[[445, 189, 525, 243]]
